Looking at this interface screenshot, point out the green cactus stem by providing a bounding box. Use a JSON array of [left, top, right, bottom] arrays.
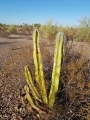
[[24, 66, 41, 101], [33, 30, 48, 104], [49, 33, 63, 107], [24, 85, 45, 114]]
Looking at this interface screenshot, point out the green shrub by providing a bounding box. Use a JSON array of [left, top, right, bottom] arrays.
[[34, 23, 41, 28], [7, 25, 16, 34], [75, 27, 90, 42], [40, 20, 58, 40], [23, 23, 29, 29], [74, 16, 90, 42]]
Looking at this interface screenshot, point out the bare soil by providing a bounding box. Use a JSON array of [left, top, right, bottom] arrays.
[[0, 35, 90, 120]]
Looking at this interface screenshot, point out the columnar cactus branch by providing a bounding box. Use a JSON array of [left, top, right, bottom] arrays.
[[33, 30, 48, 104], [24, 85, 44, 114], [49, 33, 63, 107], [24, 66, 41, 101]]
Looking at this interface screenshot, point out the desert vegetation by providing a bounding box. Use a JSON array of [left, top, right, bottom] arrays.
[[0, 16, 90, 120], [23, 30, 64, 113], [40, 16, 90, 43], [0, 16, 90, 42]]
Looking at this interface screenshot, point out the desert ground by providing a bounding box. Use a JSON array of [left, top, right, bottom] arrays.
[[0, 34, 90, 120]]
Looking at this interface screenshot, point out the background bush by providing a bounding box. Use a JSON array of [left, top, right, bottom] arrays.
[[7, 25, 17, 34], [0, 16, 90, 42], [74, 16, 90, 42], [40, 16, 90, 42], [40, 20, 58, 41], [75, 27, 90, 42]]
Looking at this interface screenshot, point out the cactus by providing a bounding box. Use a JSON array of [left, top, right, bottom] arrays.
[[24, 66, 41, 101], [49, 33, 64, 107], [23, 30, 65, 111], [24, 85, 44, 114], [33, 30, 48, 104]]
